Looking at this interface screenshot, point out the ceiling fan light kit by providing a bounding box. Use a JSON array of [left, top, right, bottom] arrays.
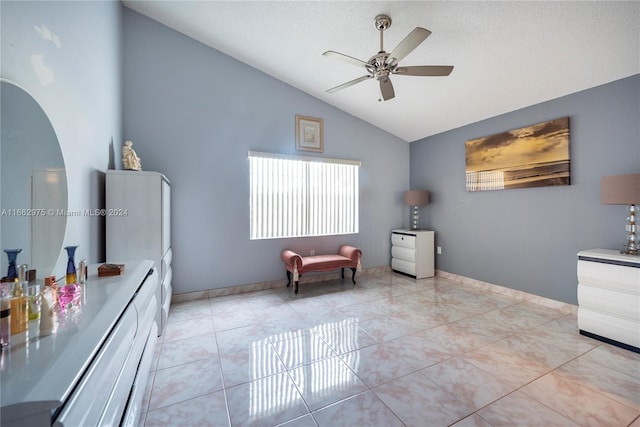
[[324, 14, 454, 102]]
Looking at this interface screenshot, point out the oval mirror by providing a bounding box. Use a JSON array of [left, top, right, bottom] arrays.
[[1, 80, 68, 279]]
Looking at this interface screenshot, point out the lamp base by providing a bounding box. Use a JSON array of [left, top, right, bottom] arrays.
[[620, 204, 639, 256], [411, 205, 419, 230], [620, 249, 639, 256]]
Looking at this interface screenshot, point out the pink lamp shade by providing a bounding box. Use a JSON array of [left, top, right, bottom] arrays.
[[403, 190, 429, 206], [601, 174, 640, 205]]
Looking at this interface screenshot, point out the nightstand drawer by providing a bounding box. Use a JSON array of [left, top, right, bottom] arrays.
[[577, 260, 640, 293], [392, 233, 416, 249], [392, 258, 416, 276], [392, 246, 415, 262]]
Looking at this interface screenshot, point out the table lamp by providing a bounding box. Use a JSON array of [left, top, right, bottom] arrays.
[[601, 173, 640, 255], [404, 190, 429, 230]]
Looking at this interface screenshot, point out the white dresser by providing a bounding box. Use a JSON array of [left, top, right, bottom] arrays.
[[391, 229, 435, 279], [106, 170, 172, 336], [1, 261, 157, 427], [577, 249, 640, 352]]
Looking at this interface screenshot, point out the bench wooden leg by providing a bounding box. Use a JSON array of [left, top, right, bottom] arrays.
[[340, 267, 357, 285]]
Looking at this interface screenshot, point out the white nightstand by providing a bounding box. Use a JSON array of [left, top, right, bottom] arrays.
[[391, 229, 435, 279], [577, 249, 640, 352]]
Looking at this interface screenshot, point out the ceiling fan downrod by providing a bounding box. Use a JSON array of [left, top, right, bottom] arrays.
[[370, 15, 394, 81], [374, 14, 391, 53]]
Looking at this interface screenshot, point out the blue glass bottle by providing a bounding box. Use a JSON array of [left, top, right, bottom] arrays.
[[3, 249, 22, 280], [64, 245, 79, 284]]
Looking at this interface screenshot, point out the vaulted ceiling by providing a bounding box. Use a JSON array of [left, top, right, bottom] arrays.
[[123, 1, 640, 142]]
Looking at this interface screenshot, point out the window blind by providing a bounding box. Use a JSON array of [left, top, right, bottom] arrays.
[[249, 151, 360, 239]]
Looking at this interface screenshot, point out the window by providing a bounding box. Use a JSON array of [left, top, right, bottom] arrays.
[[249, 151, 360, 239]]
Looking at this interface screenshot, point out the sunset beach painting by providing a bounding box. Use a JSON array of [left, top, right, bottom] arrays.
[[465, 117, 570, 192]]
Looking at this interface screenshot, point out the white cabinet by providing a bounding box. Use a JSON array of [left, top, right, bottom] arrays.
[[577, 249, 640, 352], [1, 261, 157, 427], [106, 170, 172, 336], [391, 229, 435, 279]]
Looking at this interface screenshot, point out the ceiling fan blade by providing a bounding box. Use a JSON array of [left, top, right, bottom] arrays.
[[394, 65, 454, 76], [326, 75, 372, 93], [388, 27, 431, 63], [323, 50, 368, 68], [379, 77, 395, 101]]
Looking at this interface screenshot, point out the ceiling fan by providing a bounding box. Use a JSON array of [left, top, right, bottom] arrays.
[[323, 14, 454, 102]]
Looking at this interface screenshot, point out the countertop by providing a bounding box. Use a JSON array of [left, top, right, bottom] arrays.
[[0, 260, 154, 414]]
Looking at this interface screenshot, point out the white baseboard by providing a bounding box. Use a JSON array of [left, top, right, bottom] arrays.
[[172, 266, 577, 316], [436, 269, 578, 315], [171, 265, 392, 304]]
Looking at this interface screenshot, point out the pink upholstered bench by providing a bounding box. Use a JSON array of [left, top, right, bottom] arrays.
[[281, 245, 362, 294]]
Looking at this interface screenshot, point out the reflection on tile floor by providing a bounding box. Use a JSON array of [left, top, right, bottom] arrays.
[[140, 272, 640, 427]]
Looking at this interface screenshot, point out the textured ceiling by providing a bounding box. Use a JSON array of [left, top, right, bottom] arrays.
[[123, 1, 640, 142]]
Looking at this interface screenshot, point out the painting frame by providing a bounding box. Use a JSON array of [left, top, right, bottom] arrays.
[[295, 114, 323, 153], [465, 117, 570, 192]]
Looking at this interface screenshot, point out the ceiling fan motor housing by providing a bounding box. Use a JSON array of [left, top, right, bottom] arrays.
[[367, 53, 395, 80]]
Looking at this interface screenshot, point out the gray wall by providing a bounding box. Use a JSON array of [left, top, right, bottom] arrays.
[[1, 0, 123, 275], [410, 74, 640, 304], [3, 3, 634, 304], [122, 9, 409, 294]]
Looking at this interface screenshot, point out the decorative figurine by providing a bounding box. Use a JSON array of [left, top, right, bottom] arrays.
[[39, 292, 55, 337], [122, 140, 142, 171]]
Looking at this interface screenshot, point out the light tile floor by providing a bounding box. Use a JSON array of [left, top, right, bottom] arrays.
[[138, 272, 640, 427]]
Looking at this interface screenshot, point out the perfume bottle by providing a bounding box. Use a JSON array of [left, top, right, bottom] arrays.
[[65, 246, 79, 285], [10, 281, 27, 335], [45, 276, 58, 305], [28, 284, 41, 321], [3, 249, 22, 280], [78, 259, 88, 284], [0, 282, 11, 347]]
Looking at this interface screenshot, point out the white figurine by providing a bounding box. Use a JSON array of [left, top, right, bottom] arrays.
[[39, 294, 55, 337], [122, 140, 142, 171]]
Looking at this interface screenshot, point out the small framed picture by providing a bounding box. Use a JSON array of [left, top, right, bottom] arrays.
[[295, 115, 323, 153]]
